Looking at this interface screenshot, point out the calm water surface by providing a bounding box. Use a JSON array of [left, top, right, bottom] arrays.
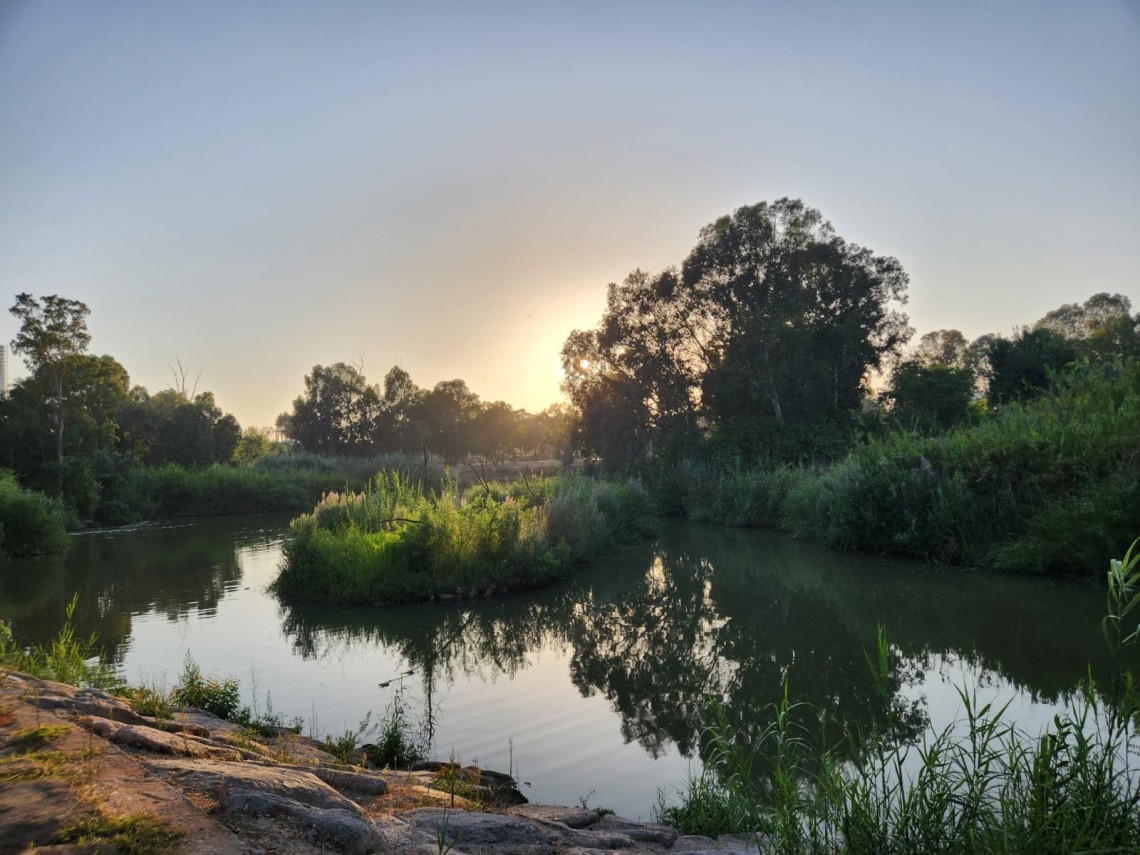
[[0, 514, 1113, 819]]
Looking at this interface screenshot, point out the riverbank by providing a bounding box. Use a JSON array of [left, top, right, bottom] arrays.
[[0, 670, 757, 854]]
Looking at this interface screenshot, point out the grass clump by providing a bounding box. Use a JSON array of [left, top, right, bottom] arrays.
[[655, 541, 1140, 853], [273, 472, 652, 604], [171, 652, 242, 719], [362, 682, 431, 768], [54, 809, 182, 853], [6, 724, 70, 754]]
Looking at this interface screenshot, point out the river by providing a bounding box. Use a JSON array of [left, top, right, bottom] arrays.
[[0, 513, 1115, 820]]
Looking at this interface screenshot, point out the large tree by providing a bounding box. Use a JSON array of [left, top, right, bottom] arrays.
[[8, 294, 92, 480], [563, 199, 911, 464], [281, 363, 381, 455], [418, 379, 480, 464]]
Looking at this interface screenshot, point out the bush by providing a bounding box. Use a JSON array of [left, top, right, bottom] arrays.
[[171, 652, 241, 719], [0, 470, 69, 558], [672, 361, 1140, 575], [273, 473, 652, 604]]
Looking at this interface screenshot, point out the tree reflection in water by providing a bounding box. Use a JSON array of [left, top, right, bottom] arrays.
[[276, 520, 1113, 772]]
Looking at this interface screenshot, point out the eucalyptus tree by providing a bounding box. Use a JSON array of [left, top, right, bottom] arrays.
[[563, 199, 912, 465], [8, 293, 92, 480], [282, 363, 382, 455]]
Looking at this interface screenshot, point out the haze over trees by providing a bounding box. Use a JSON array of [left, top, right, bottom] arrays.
[[277, 363, 572, 464]]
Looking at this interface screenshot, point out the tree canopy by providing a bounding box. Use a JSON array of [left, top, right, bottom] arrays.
[[563, 199, 912, 465]]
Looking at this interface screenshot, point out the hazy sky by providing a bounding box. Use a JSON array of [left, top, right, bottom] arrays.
[[2, 1, 1138, 429]]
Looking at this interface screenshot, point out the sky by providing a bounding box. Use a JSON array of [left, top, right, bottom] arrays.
[[1, 1, 1138, 429]]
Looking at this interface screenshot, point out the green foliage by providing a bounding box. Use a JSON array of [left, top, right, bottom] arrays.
[[886, 360, 975, 432], [273, 472, 652, 604], [0, 469, 70, 557], [171, 652, 242, 719], [676, 361, 1140, 575], [364, 682, 431, 768], [321, 710, 383, 764], [118, 680, 175, 720]]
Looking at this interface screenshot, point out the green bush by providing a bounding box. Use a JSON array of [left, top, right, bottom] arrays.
[[673, 361, 1140, 575], [0, 469, 69, 557], [273, 473, 652, 604], [171, 652, 242, 719]]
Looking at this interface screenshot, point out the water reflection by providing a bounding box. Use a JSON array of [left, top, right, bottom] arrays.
[[275, 520, 1117, 767], [2, 512, 1119, 774], [0, 515, 289, 663]]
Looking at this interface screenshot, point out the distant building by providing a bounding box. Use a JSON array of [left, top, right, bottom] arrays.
[[0, 344, 7, 399]]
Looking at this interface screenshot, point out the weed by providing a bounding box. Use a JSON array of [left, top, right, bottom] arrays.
[[6, 724, 70, 753], [171, 652, 241, 719], [0, 595, 118, 689], [324, 710, 380, 764], [53, 808, 181, 853], [364, 681, 431, 768], [655, 543, 1140, 852], [118, 678, 175, 720]]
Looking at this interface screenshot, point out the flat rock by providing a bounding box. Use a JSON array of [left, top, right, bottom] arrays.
[[306, 764, 388, 795], [83, 717, 244, 760], [595, 813, 679, 846], [509, 803, 601, 828], [0, 778, 79, 854], [142, 756, 366, 815], [402, 807, 557, 848]]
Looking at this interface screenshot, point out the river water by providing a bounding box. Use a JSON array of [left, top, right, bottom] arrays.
[[0, 513, 1116, 819]]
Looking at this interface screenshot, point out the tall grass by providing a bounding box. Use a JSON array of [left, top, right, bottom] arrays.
[[272, 473, 652, 604], [672, 363, 1140, 575], [0, 594, 118, 688], [656, 542, 1140, 853], [98, 451, 443, 521]]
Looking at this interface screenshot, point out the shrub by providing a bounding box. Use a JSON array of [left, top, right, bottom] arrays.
[[273, 473, 651, 604], [0, 470, 69, 557], [171, 652, 241, 719]]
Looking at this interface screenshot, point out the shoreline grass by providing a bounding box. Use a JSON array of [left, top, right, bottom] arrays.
[[655, 541, 1140, 853], [668, 362, 1140, 576]]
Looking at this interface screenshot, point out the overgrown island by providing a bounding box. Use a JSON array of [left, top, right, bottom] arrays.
[[3, 199, 1140, 852]]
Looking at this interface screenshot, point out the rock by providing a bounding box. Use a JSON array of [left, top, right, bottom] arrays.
[[595, 813, 679, 846], [140, 757, 384, 854], [0, 778, 80, 852], [306, 765, 388, 796], [82, 717, 245, 761], [508, 803, 601, 828], [672, 833, 720, 850], [402, 807, 557, 848]]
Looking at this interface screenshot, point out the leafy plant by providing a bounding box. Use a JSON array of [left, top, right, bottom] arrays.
[[363, 681, 430, 769], [171, 652, 241, 719], [323, 710, 380, 764]]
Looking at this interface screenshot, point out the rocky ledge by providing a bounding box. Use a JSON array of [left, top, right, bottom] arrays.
[[0, 672, 759, 854]]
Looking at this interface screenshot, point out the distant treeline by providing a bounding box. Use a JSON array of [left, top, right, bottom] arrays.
[[274, 363, 573, 465]]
